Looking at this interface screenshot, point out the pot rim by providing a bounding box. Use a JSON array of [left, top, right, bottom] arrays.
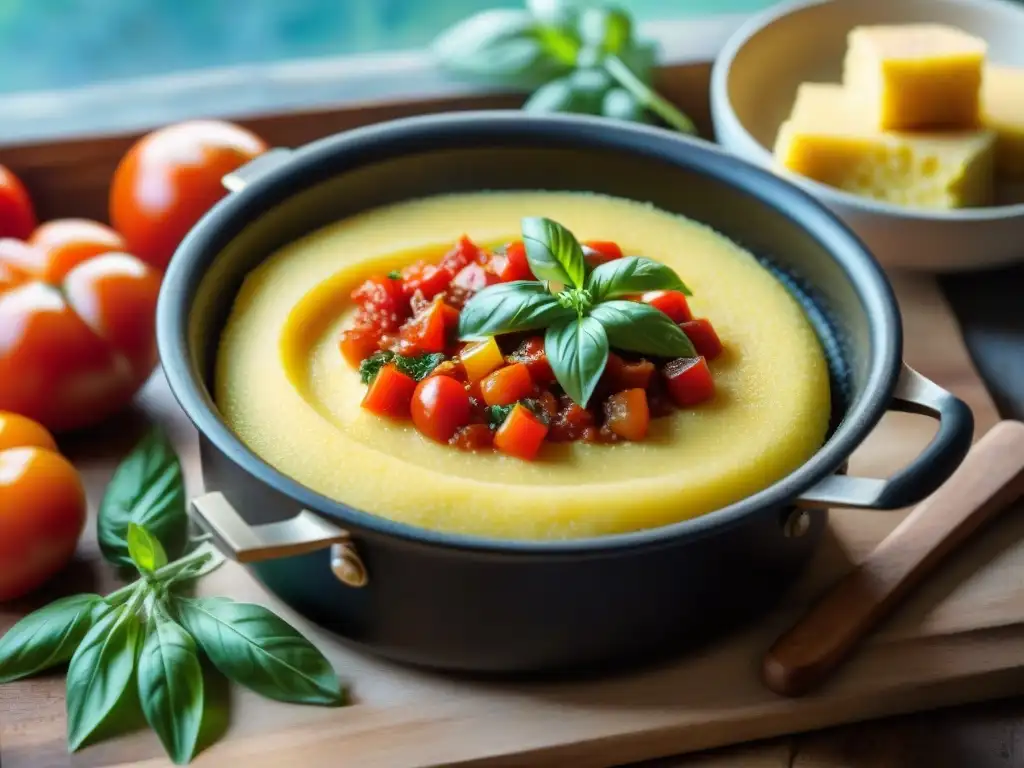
[[157, 110, 902, 555]]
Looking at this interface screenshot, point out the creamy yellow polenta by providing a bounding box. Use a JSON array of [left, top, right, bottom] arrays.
[[215, 192, 831, 540]]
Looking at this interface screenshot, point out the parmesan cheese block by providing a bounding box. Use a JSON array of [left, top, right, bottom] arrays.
[[982, 65, 1024, 179], [774, 83, 996, 209], [843, 24, 987, 130]]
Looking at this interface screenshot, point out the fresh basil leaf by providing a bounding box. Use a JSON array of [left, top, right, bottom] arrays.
[[590, 301, 697, 358], [458, 282, 573, 340], [176, 598, 343, 706], [127, 523, 168, 574], [163, 543, 227, 590], [432, 10, 567, 87], [545, 317, 609, 407], [524, 72, 608, 116], [66, 605, 142, 751], [618, 39, 657, 84], [138, 610, 203, 765], [0, 594, 108, 683], [522, 217, 586, 288], [586, 256, 690, 301], [393, 353, 446, 382], [578, 6, 632, 54], [602, 87, 648, 123], [98, 426, 188, 568]]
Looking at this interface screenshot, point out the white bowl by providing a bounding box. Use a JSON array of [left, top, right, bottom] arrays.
[[710, 0, 1024, 272]]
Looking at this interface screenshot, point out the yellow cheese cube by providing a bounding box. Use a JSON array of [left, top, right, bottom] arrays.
[[843, 24, 987, 130], [774, 83, 996, 209], [982, 65, 1024, 179]]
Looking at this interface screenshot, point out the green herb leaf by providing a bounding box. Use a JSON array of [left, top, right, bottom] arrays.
[[127, 523, 168, 575], [358, 350, 395, 384], [98, 426, 188, 568], [602, 87, 648, 123], [0, 595, 108, 683], [394, 353, 446, 381], [522, 216, 586, 288], [485, 404, 516, 429], [386, 270, 401, 280], [458, 281, 573, 340], [577, 6, 632, 54], [545, 317, 609, 407], [523, 68, 611, 116], [590, 301, 697, 358], [586, 256, 690, 301], [138, 609, 203, 765], [176, 598, 343, 706], [66, 605, 142, 751], [432, 9, 568, 87]]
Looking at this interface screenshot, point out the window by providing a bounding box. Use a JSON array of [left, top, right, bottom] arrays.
[[0, 0, 780, 94]]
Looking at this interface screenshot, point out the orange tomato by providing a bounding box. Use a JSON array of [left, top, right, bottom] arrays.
[[0, 165, 36, 242], [0, 412, 86, 602], [110, 120, 267, 271], [0, 234, 161, 431], [28, 219, 127, 281]]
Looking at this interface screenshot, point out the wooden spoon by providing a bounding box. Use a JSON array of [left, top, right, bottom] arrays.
[[764, 419, 1024, 697]]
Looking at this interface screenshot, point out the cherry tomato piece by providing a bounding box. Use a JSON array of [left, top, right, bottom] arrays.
[[27, 219, 127, 282], [602, 352, 654, 392], [582, 240, 623, 267], [549, 396, 596, 442], [339, 324, 383, 367], [449, 423, 494, 452], [352, 275, 408, 332], [400, 299, 451, 355], [0, 412, 86, 601], [400, 261, 452, 301], [603, 388, 650, 441], [110, 120, 267, 271], [642, 290, 693, 324], [451, 262, 499, 292], [412, 375, 472, 442], [681, 318, 723, 360], [493, 240, 535, 283], [493, 403, 549, 460], [506, 336, 554, 385], [439, 236, 483, 276], [361, 364, 417, 419], [663, 356, 715, 407], [0, 165, 36, 241], [480, 362, 534, 407]]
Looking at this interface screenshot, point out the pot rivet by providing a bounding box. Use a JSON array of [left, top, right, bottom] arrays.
[[331, 542, 369, 588], [783, 510, 812, 538]]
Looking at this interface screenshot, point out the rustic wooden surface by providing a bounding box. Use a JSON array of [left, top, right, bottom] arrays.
[[1, 271, 1020, 767]]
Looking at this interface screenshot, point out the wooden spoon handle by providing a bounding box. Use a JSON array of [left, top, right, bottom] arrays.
[[764, 419, 1024, 697]]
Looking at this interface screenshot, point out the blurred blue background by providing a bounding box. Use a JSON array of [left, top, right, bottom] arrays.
[[0, 0, 778, 94]]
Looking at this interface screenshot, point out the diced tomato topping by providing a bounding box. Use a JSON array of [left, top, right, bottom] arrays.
[[339, 324, 382, 367], [450, 423, 494, 452], [452, 262, 499, 292], [493, 403, 549, 460], [400, 261, 451, 301], [602, 353, 654, 393], [549, 396, 596, 442], [480, 362, 534, 407], [492, 239, 535, 283], [506, 336, 554, 385], [361, 364, 417, 419], [411, 375, 472, 443], [439, 235, 483, 277], [582, 240, 623, 267], [399, 298, 454, 355], [603, 388, 650, 441], [534, 390, 560, 424], [681, 318, 723, 360], [352, 275, 408, 331], [642, 290, 692, 324], [663, 356, 715, 407]]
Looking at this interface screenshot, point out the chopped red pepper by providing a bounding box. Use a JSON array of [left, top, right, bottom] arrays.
[[603, 388, 650, 441], [361, 364, 417, 419], [681, 318, 723, 360], [662, 356, 715, 407], [582, 240, 623, 267], [506, 336, 554, 385], [642, 290, 692, 324], [411, 375, 472, 443], [492, 239, 535, 283], [480, 362, 534, 407], [449, 423, 494, 452], [494, 403, 549, 460]]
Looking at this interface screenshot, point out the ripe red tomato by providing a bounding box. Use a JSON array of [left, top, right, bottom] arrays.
[[0, 411, 86, 601], [0, 165, 36, 241], [110, 120, 267, 271], [641, 290, 692, 324], [28, 219, 127, 281], [0, 234, 161, 431], [411, 375, 471, 442]]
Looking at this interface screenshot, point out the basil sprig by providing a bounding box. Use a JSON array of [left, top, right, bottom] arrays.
[[0, 423, 345, 765], [433, 1, 697, 133], [459, 216, 697, 407]]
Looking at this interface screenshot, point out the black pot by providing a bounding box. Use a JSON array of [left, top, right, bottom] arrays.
[[157, 112, 973, 673]]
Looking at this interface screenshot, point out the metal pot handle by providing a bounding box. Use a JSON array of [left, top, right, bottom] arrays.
[[796, 364, 974, 510], [222, 148, 295, 193], [191, 492, 368, 587]]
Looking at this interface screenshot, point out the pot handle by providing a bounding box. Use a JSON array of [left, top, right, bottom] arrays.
[[796, 365, 974, 510], [222, 148, 295, 193], [191, 492, 368, 587]]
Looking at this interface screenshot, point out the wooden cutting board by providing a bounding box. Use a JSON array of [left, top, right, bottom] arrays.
[[1, 272, 1019, 768]]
